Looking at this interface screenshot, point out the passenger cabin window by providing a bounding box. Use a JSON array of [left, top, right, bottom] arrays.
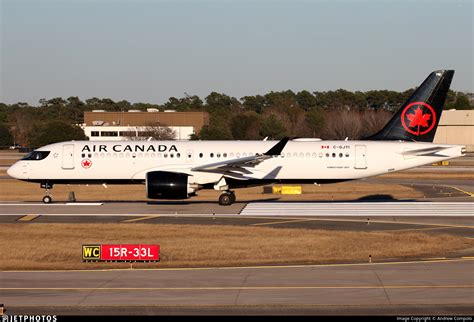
[[101, 131, 118, 137], [21, 151, 50, 161]]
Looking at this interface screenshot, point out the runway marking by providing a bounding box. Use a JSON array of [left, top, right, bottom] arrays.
[[16, 215, 40, 222], [2, 285, 472, 292], [251, 218, 474, 230], [447, 186, 474, 197], [252, 217, 474, 230], [3, 258, 473, 274], [0, 203, 103, 206], [122, 216, 160, 223], [240, 202, 474, 216], [1, 214, 473, 228], [385, 226, 456, 233], [251, 219, 317, 226]]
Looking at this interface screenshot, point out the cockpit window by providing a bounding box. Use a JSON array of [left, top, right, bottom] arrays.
[[21, 151, 50, 161]]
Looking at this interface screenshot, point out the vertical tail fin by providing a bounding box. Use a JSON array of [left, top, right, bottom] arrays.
[[366, 70, 454, 142]]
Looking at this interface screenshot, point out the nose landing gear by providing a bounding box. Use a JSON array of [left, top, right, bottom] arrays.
[[40, 182, 54, 204], [42, 195, 52, 204], [218, 191, 236, 206]]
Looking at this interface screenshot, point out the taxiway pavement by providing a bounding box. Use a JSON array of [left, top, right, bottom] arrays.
[[2, 259, 473, 315]]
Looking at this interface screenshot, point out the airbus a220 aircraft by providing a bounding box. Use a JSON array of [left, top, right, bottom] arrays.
[[7, 70, 465, 205]]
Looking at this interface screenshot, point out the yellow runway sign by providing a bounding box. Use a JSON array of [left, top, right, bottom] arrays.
[[82, 245, 100, 261]]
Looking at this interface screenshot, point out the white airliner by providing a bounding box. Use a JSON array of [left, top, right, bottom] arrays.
[[7, 70, 465, 205]]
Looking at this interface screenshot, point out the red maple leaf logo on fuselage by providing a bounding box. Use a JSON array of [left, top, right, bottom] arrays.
[[81, 159, 92, 168], [406, 106, 431, 135]]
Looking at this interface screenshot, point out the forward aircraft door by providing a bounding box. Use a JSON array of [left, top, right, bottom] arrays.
[[62, 144, 75, 169], [354, 145, 367, 169]]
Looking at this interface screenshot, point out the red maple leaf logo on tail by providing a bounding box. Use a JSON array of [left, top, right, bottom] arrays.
[[406, 106, 431, 135]]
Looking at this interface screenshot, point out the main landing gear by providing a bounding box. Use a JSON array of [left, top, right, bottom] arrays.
[[218, 191, 236, 206], [41, 182, 53, 204]]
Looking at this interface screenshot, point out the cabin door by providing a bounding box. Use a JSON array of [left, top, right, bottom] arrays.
[[62, 144, 75, 169], [354, 145, 367, 169]]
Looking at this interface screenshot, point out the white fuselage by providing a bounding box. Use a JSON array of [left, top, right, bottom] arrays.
[[7, 139, 465, 189]]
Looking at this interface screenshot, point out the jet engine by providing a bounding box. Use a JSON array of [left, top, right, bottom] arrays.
[[146, 171, 194, 199]]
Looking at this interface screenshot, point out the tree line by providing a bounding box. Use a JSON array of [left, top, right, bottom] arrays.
[[0, 89, 472, 148]]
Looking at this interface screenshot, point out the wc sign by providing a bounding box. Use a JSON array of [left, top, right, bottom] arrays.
[[82, 244, 160, 262]]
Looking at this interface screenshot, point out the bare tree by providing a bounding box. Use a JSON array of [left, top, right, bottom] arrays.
[[8, 111, 36, 146], [322, 109, 363, 140], [321, 109, 393, 140], [361, 110, 393, 138], [125, 123, 177, 141]]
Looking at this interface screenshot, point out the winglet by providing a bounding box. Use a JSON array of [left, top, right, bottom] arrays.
[[264, 137, 290, 156]]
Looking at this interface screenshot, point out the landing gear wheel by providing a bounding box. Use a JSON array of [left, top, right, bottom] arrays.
[[219, 192, 233, 206], [229, 191, 236, 204], [43, 195, 52, 204], [40, 182, 54, 204]]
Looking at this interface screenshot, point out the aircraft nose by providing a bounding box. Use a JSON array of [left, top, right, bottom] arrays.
[[7, 163, 21, 179]]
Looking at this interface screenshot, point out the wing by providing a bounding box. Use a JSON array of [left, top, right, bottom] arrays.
[[191, 137, 289, 177]]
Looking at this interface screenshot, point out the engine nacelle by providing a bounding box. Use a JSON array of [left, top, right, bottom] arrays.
[[146, 171, 191, 199]]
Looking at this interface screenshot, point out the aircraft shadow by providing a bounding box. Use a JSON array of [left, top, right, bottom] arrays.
[[89, 195, 418, 205]]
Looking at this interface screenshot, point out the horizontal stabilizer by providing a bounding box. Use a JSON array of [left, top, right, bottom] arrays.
[[401, 146, 449, 157]]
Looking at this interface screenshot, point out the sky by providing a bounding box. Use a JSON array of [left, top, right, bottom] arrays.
[[1, 0, 472, 105]]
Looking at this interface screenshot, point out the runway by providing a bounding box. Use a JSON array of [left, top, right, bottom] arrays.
[[0, 201, 472, 216], [1, 172, 472, 315], [2, 259, 473, 315]]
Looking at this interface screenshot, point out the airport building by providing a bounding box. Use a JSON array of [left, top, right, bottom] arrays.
[[434, 109, 474, 152], [82, 110, 209, 141]]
